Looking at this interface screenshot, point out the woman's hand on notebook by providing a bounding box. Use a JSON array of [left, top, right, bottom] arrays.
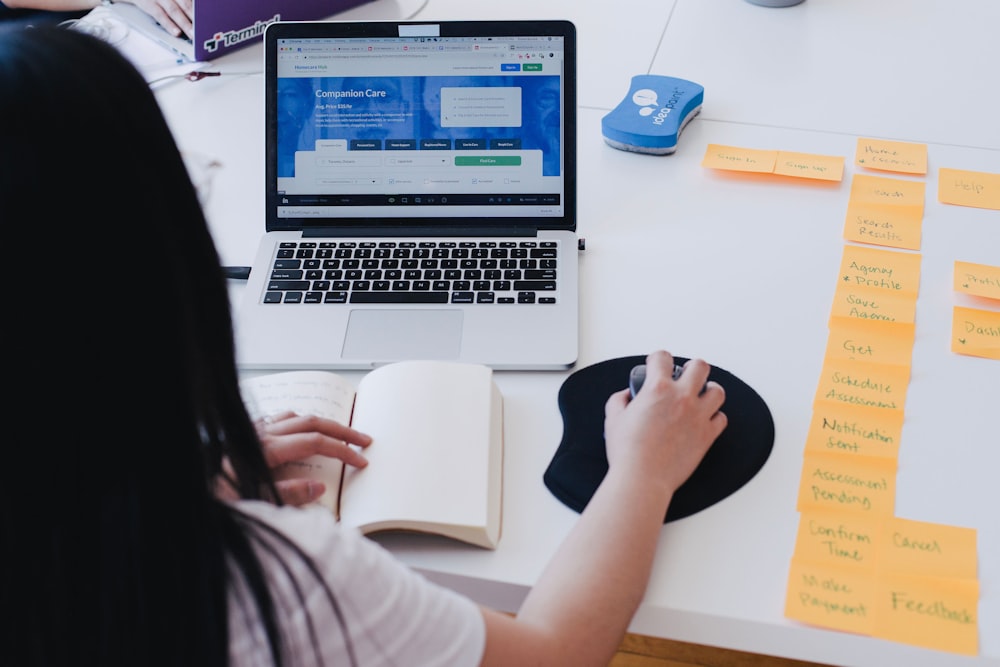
[[255, 412, 373, 506]]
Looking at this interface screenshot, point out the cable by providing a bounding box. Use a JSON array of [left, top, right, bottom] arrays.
[[402, 0, 430, 20]]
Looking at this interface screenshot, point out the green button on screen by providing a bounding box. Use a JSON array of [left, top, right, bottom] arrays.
[[523, 63, 542, 71], [455, 156, 522, 166]]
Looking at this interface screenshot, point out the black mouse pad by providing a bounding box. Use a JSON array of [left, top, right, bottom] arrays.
[[544, 356, 775, 522]]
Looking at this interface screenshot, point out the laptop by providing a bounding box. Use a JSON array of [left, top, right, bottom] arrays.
[[234, 19, 579, 371]]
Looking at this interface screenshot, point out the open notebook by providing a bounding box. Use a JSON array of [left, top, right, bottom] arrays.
[[235, 19, 579, 371]]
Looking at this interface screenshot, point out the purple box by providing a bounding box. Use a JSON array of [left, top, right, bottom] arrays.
[[193, 0, 372, 61]]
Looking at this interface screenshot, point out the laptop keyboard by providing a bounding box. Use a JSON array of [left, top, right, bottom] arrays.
[[263, 239, 559, 305]]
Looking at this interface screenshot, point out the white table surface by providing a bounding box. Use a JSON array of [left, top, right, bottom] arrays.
[[149, 1, 999, 665]]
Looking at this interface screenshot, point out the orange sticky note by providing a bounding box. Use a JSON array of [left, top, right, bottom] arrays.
[[878, 517, 977, 579], [838, 244, 922, 296], [938, 167, 1000, 210], [797, 453, 896, 516], [825, 319, 915, 367], [873, 572, 979, 655], [850, 173, 925, 208], [951, 306, 1000, 360], [774, 150, 845, 181], [793, 510, 880, 570], [843, 201, 923, 251], [805, 403, 903, 462], [701, 144, 777, 173], [814, 357, 911, 413], [785, 559, 876, 635], [830, 285, 917, 331], [954, 261, 1000, 300], [855, 137, 928, 175]]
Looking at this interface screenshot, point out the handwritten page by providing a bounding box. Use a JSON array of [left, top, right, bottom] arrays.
[[797, 453, 897, 517], [701, 144, 777, 173], [773, 151, 845, 182], [843, 201, 923, 250], [804, 402, 903, 462], [938, 167, 1000, 210], [873, 572, 979, 655], [951, 306, 1000, 360], [954, 260, 1000, 300], [854, 138, 928, 175], [242, 371, 356, 422]]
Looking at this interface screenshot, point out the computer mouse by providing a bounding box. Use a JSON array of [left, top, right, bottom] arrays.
[[628, 363, 704, 399], [628, 363, 683, 399]]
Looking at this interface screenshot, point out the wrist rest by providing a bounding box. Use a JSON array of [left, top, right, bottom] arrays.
[[544, 355, 775, 523]]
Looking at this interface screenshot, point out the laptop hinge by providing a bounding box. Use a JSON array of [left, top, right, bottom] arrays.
[[302, 226, 537, 238]]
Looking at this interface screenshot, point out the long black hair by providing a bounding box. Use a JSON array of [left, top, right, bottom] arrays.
[[0, 27, 349, 666]]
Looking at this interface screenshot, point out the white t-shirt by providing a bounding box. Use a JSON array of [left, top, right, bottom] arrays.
[[227, 500, 486, 666]]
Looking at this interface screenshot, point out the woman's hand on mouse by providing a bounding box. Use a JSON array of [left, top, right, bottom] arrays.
[[255, 411, 373, 506], [603, 351, 727, 496]]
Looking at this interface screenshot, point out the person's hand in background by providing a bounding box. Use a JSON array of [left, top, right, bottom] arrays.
[[126, 0, 192, 39], [1, 0, 193, 39]]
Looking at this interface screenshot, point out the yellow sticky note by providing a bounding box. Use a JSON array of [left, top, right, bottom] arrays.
[[938, 167, 1000, 210], [785, 559, 876, 635], [855, 137, 928, 175], [774, 151, 845, 182], [843, 201, 923, 251], [701, 144, 777, 173], [793, 510, 880, 570], [839, 244, 922, 296], [850, 173, 926, 208], [951, 306, 1000, 360], [805, 403, 903, 462], [954, 261, 1000, 300], [797, 453, 896, 516], [825, 319, 915, 367], [873, 572, 979, 656], [830, 285, 917, 331], [878, 517, 977, 579], [814, 357, 911, 413]]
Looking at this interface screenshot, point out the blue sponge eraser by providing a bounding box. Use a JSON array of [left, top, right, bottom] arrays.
[[601, 75, 704, 155]]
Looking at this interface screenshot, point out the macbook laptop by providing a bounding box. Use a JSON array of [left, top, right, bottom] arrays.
[[235, 19, 579, 371]]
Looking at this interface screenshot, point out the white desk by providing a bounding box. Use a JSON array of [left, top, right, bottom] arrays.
[[152, 1, 999, 665]]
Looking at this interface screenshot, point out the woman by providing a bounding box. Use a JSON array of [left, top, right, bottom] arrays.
[[0, 27, 727, 666]]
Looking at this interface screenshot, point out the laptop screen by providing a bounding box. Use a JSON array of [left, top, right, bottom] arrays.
[[263, 20, 577, 232]]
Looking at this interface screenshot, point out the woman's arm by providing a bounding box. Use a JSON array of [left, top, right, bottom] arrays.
[[480, 350, 728, 667]]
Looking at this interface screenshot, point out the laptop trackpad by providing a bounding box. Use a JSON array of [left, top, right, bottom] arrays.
[[342, 309, 463, 360]]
